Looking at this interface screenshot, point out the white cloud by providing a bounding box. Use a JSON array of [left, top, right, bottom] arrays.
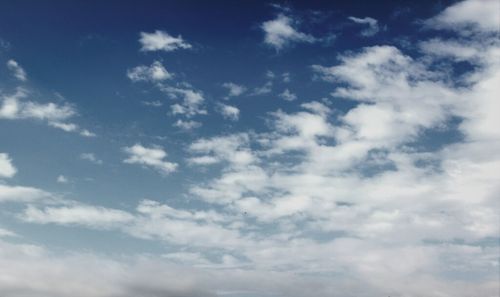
[[80, 153, 102, 165], [6, 59, 27, 81], [222, 82, 246, 98], [348, 16, 380, 36], [0, 184, 52, 203], [2, 2, 499, 296], [174, 119, 201, 130], [127, 61, 172, 82], [22, 204, 134, 228], [139, 30, 192, 52], [56, 175, 68, 184], [426, 0, 500, 33], [188, 133, 255, 168], [251, 81, 272, 95], [261, 14, 315, 50], [278, 88, 297, 101], [79, 129, 96, 137], [0, 153, 16, 178], [0, 88, 91, 135], [0, 228, 16, 237], [217, 103, 239, 121], [48, 121, 78, 132], [282, 72, 291, 83], [123, 144, 178, 175], [161, 86, 206, 117]]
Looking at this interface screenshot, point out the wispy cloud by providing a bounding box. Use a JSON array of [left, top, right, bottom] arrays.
[[123, 144, 178, 175], [139, 30, 192, 52], [6, 59, 27, 81]]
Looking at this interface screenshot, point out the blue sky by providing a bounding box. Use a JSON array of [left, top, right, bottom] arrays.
[[0, 0, 499, 296]]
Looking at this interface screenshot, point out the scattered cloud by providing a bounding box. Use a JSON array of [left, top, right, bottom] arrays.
[[123, 144, 178, 175], [22, 204, 135, 228], [174, 119, 201, 130], [56, 175, 68, 184], [282, 72, 291, 83], [251, 81, 272, 95], [278, 88, 297, 101], [6, 59, 27, 81], [261, 14, 315, 50], [0, 88, 91, 135], [142, 100, 163, 107], [139, 30, 192, 52], [0, 153, 16, 178], [217, 103, 240, 121], [348, 16, 380, 36], [127, 61, 172, 82], [222, 82, 246, 98], [0, 184, 53, 203], [162, 86, 206, 117], [79, 153, 102, 165]]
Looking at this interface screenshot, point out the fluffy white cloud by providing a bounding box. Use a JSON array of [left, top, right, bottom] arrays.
[[0, 184, 53, 203], [261, 14, 315, 50], [127, 61, 172, 82], [426, 0, 500, 33], [6, 59, 27, 81], [3, 2, 499, 296], [217, 103, 239, 121], [222, 82, 246, 98], [0, 153, 16, 178], [139, 30, 192, 52], [348, 16, 380, 36], [123, 144, 178, 175]]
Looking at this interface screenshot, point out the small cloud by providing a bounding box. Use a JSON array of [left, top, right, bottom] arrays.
[[282, 72, 291, 83], [123, 144, 178, 175], [261, 14, 315, 50], [222, 82, 246, 98], [217, 103, 240, 121], [142, 100, 163, 107], [251, 81, 273, 95], [139, 30, 192, 52], [0, 153, 17, 178], [348, 16, 380, 36], [174, 119, 201, 130], [127, 61, 172, 82], [56, 175, 69, 184], [48, 122, 78, 132], [6, 59, 27, 81], [80, 129, 96, 137], [279, 89, 297, 101], [80, 153, 103, 165]]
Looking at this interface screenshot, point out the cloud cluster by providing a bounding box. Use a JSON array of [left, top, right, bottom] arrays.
[[1, 1, 499, 297]]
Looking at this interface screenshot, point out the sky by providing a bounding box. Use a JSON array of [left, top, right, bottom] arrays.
[[0, 0, 499, 296]]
